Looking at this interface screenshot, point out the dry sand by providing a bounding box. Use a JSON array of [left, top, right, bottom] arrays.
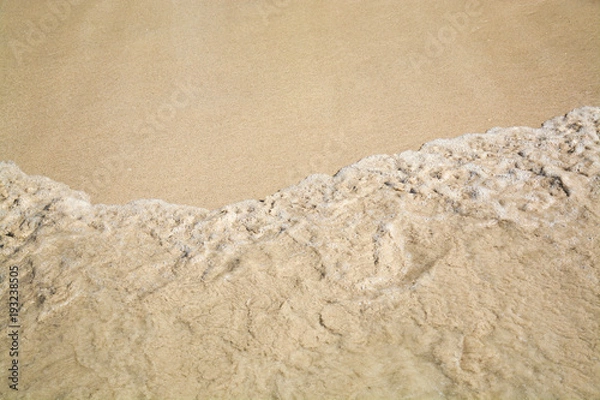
[[1, 107, 599, 398], [1, 0, 599, 210]]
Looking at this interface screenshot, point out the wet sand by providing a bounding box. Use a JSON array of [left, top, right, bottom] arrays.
[[1, 107, 599, 398], [1, 1, 599, 210]]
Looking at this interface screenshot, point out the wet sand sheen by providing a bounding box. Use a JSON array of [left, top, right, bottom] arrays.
[[1, 1, 599, 209]]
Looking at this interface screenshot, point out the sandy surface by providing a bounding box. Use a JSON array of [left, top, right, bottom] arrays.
[[1, 107, 599, 398], [1, 0, 599, 210]]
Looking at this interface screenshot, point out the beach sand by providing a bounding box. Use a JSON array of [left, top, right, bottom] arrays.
[[1, 0, 599, 210], [1, 3, 600, 398], [1, 107, 599, 398]]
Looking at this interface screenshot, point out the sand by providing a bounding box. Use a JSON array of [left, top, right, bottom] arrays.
[[1, 0, 599, 210], [0, 107, 599, 398], [1, 1, 600, 398]]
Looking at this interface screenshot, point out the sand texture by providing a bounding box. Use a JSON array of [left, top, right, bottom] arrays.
[[1, 1, 599, 210], [0, 107, 599, 398]]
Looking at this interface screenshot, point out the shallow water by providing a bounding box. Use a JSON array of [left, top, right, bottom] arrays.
[[1, 108, 599, 398]]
